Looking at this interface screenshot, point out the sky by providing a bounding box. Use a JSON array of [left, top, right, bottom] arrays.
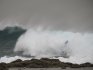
[[0, 0, 93, 32]]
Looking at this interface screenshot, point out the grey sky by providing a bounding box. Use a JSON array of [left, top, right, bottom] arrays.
[[0, 0, 93, 32]]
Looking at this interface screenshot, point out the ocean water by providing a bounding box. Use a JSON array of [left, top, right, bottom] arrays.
[[0, 26, 93, 64]]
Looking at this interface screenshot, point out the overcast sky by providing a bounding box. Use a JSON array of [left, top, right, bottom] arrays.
[[0, 0, 93, 32]]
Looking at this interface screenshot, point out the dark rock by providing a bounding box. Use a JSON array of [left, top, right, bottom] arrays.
[[0, 63, 8, 70], [40, 58, 60, 62], [11, 59, 22, 63], [80, 62, 93, 67], [3, 58, 93, 68]]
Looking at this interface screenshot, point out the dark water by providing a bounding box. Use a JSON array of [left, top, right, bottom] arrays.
[[0, 27, 26, 57]]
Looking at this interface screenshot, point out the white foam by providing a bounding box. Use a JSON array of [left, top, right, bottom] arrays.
[[13, 27, 93, 64], [0, 56, 31, 63]]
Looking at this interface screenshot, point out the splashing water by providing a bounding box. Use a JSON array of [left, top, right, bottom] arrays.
[[13, 27, 93, 64]]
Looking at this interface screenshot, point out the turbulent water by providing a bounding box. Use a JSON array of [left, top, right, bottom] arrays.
[[0, 26, 93, 64]]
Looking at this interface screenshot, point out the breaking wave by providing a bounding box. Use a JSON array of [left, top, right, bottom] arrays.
[[14, 27, 93, 64], [0, 27, 93, 64]]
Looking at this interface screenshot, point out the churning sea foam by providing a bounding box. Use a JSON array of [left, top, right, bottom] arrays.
[[0, 56, 31, 63], [13, 27, 93, 64]]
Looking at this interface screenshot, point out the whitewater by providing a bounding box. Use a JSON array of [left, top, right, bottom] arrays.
[[0, 27, 93, 64]]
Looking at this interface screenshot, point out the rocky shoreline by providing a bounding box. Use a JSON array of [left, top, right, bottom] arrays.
[[0, 58, 93, 70]]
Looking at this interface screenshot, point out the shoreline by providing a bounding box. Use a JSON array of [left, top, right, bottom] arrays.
[[0, 58, 93, 70]]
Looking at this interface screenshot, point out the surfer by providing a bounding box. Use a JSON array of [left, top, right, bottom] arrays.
[[65, 40, 68, 45]]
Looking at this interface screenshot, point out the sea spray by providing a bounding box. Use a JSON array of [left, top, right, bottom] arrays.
[[0, 27, 93, 64], [14, 27, 72, 58], [13, 27, 93, 64]]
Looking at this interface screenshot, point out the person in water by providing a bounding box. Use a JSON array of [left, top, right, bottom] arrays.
[[65, 40, 68, 45], [61, 40, 69, 58]]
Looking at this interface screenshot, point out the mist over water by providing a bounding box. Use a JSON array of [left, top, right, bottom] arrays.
[[13, 27, 93, 64], [0, 0, 93, 64]]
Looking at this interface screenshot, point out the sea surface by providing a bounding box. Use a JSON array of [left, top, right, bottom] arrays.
[[0, 27, 26, 57], [0, 26, 93, 64]]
